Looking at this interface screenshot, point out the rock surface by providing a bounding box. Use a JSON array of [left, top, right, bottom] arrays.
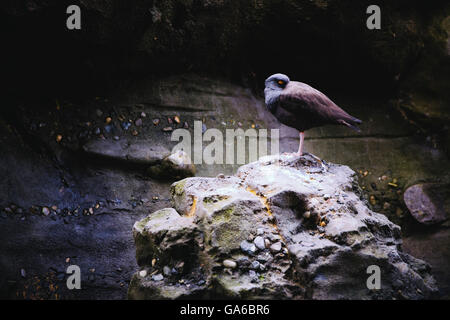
[[128, 154, 438, 299]]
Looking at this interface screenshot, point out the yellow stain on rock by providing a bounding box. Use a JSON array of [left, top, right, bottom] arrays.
[[246, 187, 273, 217], [187, 196, 197, 217]]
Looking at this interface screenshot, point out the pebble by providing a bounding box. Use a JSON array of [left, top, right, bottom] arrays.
[[268, 234, 281, 242], [236, 256, 250, 268], [303, 211, 311, 219], [139, 270, 147, 277], [162, 127, 173, 132], [56, 135, 62, 143], [163, 266, 171, 276], [202, 124, 207, 133], [256, 228, 264, 236], [240, 240, 257, 255], [104, 124, 113, 133], [20, 268, 26, 278], [254, 236, 266, 250], [223, 259, 237, 269], [96, 109, 103, 117], [105, 117, 112, 124], [141, 112, 146, 118], [121, 122, 131, 130], [113, 136, 120, 141], [42, 207, 50, 216], [135, 118, 143, 126], [152, 274, 163, 281], [256, 252, 272, 263], [183, 122, 189, 129], [174, 116, 181, 124], [152, 118, 160, 126], [264, 239, 271, 248], [270, 242, 282, 253], [250, 261, 260, 270], [94, 127, 101, 135]]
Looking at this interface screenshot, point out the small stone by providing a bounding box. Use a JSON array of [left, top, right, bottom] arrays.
[[383, 202, 391, 210], [256, 228, 264, 236], [121, 122, 131, 131], [254, 236, 266, 250], [139, 270, 147, 277], [236, 256, 250, 268], [20, 269, 26, 278], [174, 116, 180, 124], [135, 118, 143, 127], [151, 258, 156, 267], [183, 122, 189, 129], [56, 135, 62, 143], [152, 273, 163, 281], [240, 240, 257, 255], [167, 117, 173, 124], [131, 130, 138, 136], [65, 258, 70, 263], [96, 109, 103, 117], [268, 234, 281, 242], [152, 118, 160, 126], [162, 127, 173, 132], [113, 136, 120, 141], [223, 259, 237, 269], [202, 124, 207, 133], [141, 112, 146, 118], [94, 127, 101, 135], [369, 195, 376, 206], [104, 124, 113, 133], [270, 242, 282, 253], [303, 211, 311, 219], [250, 261, 260, 270], [217, 173, 225, 179], [163, 266, 171, 276], [105, 117, 112, 124], [264, 239, 271, 248], [42, 207, 50, 216]]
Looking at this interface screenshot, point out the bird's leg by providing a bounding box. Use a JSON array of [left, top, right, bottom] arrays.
[[296, 132, 304, 156]]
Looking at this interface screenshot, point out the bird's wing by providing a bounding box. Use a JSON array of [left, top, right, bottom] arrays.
[[278, 81, 360, 126]]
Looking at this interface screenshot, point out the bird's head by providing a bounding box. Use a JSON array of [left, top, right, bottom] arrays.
[[264, 73, 290, 91]]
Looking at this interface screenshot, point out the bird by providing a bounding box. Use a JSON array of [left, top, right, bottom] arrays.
[[264, 73, 362, 156]]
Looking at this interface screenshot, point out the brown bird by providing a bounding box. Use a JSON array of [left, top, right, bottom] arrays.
[[264, 73, 362, 155]]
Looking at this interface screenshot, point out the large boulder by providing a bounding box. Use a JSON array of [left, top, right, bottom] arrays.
[[128, 154, 438, 299], [403, 183, 450, 225]]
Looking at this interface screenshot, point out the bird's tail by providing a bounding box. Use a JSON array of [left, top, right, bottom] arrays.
[[339, 117, 362, 132]]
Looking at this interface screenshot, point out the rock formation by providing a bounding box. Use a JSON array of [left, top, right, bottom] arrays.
[[128, 154, 438, 299]]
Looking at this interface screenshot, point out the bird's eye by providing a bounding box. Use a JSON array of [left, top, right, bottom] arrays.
[[277, 80, 285, 86]]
